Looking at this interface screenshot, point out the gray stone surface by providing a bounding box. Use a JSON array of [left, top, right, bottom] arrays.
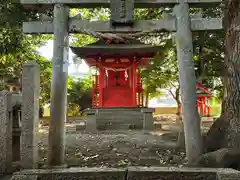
[[175, 2, 202, 163], [217, 169, 240, 180], [127, 167, 217, 180], [142, 112, 154, 130], [85, 113, 97, 133], [13, 168, 126, 180], [0, 91, 12, 173], [20, 0, 223, 8], [10, 167, 240, 180], [48, 4, 69, 166], [110, 0, 134, 25], [21, 61, 40, 169], [95, 108, 144, 130], [23, 18, 222, 34], [10, 175, 38, 180]]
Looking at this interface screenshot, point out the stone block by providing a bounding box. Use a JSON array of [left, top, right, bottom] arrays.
[[142, 112, 154, 130], [11, 175, 38, 180], [217, 169, 240, 180], [85, 110, 97, 133], [21, 61, 40, 169], [110, 0, 134, 25], [154, 123, 162, 130], [127, 167, 217, 180], [0, 91, 12, 173], [85, 114, 97, 132], [76, 124, 85, 131], [10, 167, 240, 180], [13, 168, 126, 180]]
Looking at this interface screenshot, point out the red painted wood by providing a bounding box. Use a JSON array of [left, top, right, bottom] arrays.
[[103, 87, 134, 107], [107, 70, 129, 87], [84, 57, 150, 67], [132, 63, 137, 106], [91, 59, 146, 108], [99, 66, 105, 107]]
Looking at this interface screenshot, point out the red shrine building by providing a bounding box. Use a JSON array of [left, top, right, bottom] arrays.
[[178, 83, 212, 117], [71, 40, 160, 108], [196, 83, 212, 117]]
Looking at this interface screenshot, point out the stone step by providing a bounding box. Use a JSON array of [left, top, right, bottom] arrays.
[[66, 125, 77, 133], [97, 112, 143, 116], [97, 120, 143, 126], [94, 108, 142, 112], [97, 124, 143, 130], [97, 116, 143, 120], [97, 119, 143, 124]]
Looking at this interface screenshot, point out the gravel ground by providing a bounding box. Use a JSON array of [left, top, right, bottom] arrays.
[[37, 114, 213, 168], [38, 130, 187, 168]]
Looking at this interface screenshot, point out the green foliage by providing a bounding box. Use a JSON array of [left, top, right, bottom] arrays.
[[0, 2, 224, 110], [0, 1, 52, 106], [192, 7, 224, 99], [0, 0, 51, 54], [68, 77, 92, 114]]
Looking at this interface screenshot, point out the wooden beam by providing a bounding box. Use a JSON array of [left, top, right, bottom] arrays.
[[23, 18, 223, 34], [20, 0, 222, 8]]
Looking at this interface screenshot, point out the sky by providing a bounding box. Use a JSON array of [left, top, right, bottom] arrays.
[[37, 40, 90, 77]]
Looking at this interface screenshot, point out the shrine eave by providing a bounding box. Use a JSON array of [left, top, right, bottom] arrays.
[[70, 40, 161, 59]]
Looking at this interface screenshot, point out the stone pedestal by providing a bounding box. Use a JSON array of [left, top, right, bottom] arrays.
[[85, 110, 97, 133], [21, 61, 40, 169], [141, 108, 154, 130], [0, 91, 12, 173]]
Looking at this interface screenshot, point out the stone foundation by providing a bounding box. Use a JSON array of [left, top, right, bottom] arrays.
[[11, 167, 240, 180], [85, 108, 154, 131]]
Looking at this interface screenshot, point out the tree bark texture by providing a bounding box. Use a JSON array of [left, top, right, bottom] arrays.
[[205, 0, 240, 152]]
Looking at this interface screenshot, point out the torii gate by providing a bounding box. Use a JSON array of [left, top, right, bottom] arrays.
[[20, 0, 223, 166]]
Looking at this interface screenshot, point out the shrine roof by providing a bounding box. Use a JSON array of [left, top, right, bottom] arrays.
[[70, 40, 160, 59], [196, 83, 212, 97]]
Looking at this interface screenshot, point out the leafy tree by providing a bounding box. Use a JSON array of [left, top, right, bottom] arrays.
[[0, 1, 51, 106], [68, 77, 92, 115]]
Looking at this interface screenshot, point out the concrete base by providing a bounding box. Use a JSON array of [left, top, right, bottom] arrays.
[[141, 108, 154, 130], [85, 107, 154, 131], [10, 167, 240, 180], [85, 109, 97, 133]]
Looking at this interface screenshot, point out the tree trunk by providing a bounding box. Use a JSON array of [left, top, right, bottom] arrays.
[[175, 85, 181, 116], [204, 0, 240, 152]]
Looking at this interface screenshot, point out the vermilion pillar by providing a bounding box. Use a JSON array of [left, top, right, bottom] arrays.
[[207, 97, 211, 116], [132, 63, 137, 106], [99, 66, 105, 107]]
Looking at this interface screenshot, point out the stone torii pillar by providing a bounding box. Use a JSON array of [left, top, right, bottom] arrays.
[[48, 4, 69, 166], [174, 2, 202, 164]]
